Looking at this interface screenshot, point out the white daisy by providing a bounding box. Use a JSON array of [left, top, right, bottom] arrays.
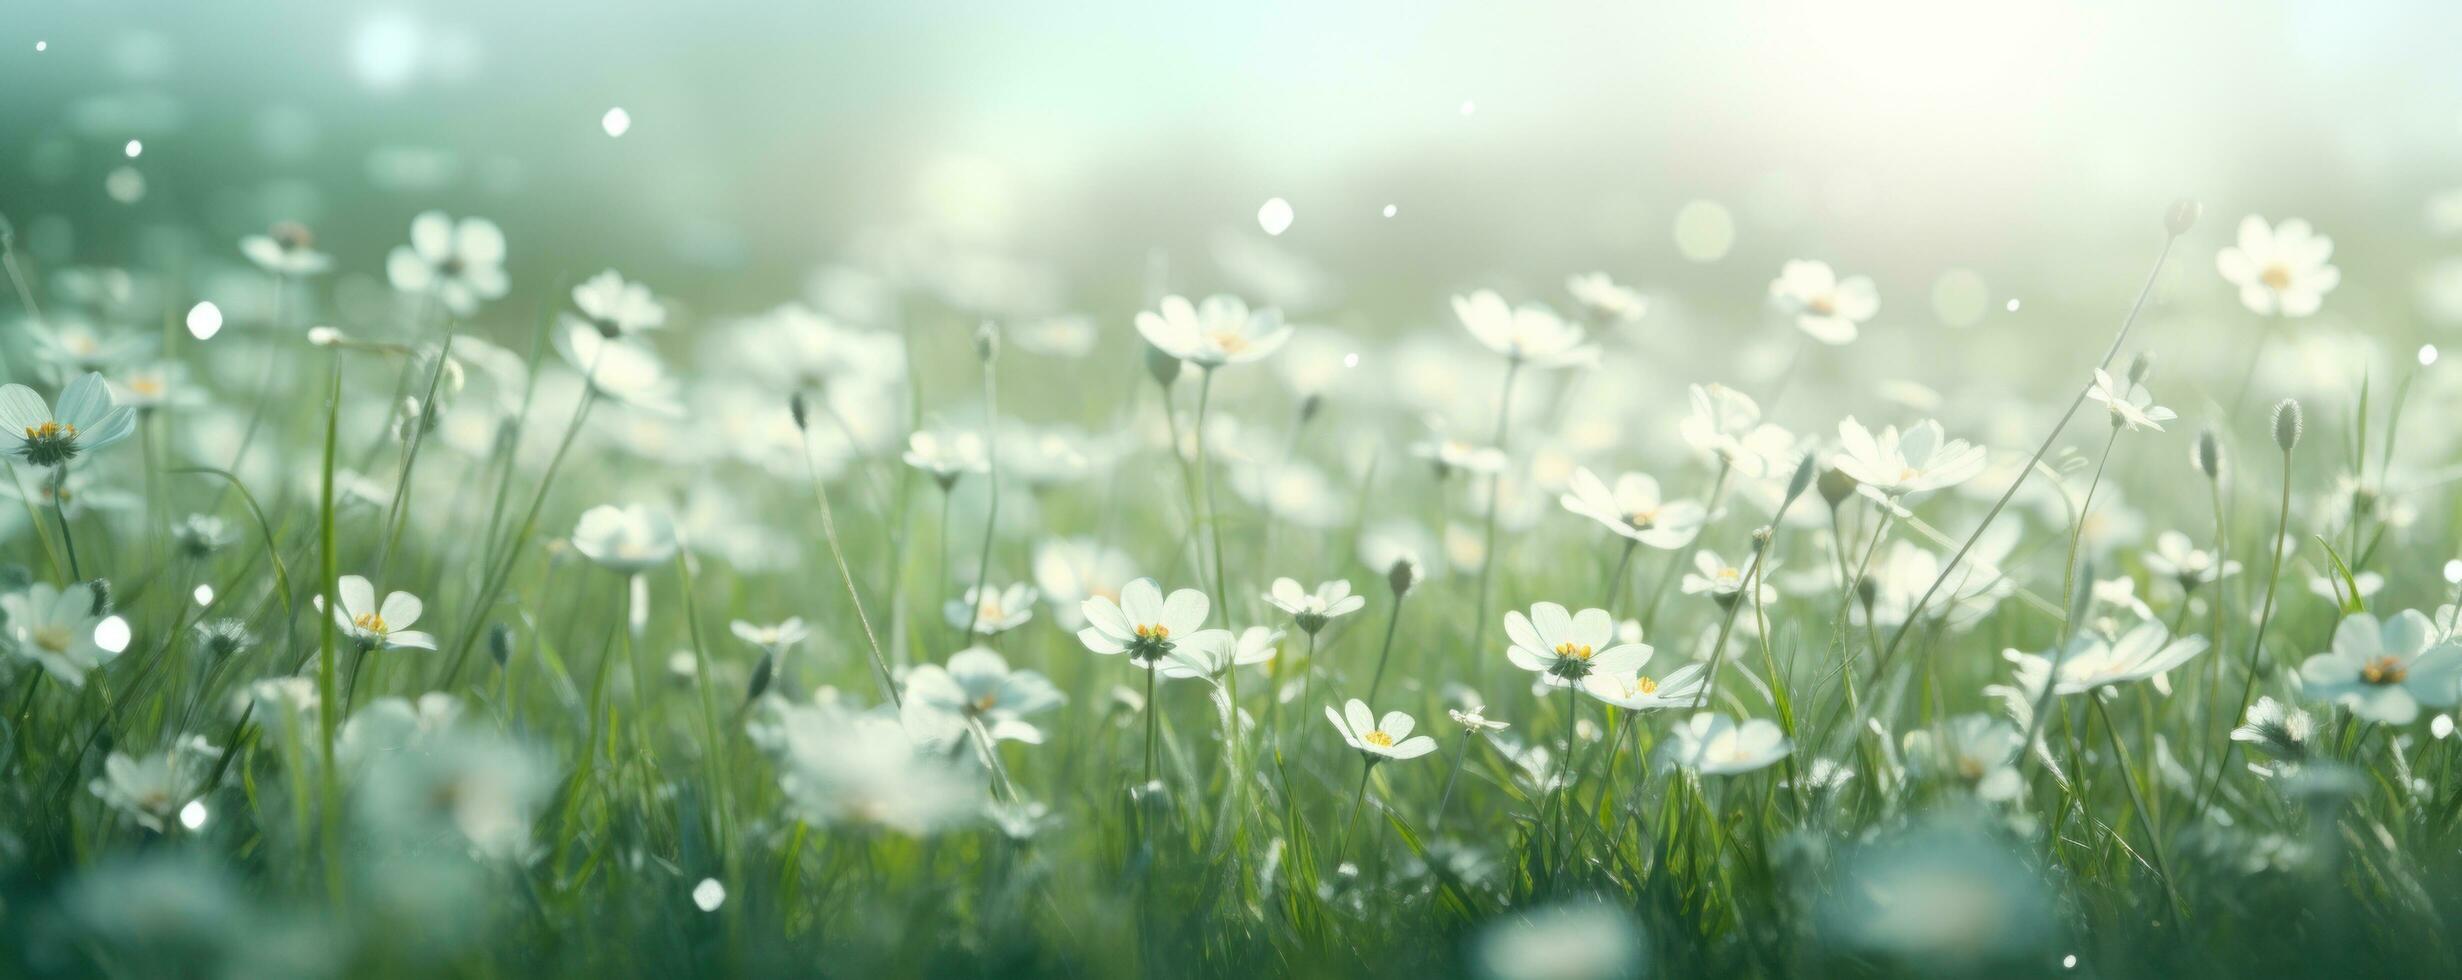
[[1503, 602, 1651, 687], [1768, 259, 1878, 345], [1558, 467, 1706, 550], [1325, 698, 1439, 761], [2216, 215, 2339, 317], [385, 210, 509, 316], [1134, 294, 1292, 368]]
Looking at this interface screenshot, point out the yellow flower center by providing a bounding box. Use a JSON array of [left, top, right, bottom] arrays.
[[130, 377, 164, 397], [1626, 507, 1657, 529], [1363, 730, 1394, 747], [1554, 641, 1594, 661], [1808, 294, 1837, 316], [2259, 263, 2293, 291], [354, 612, 387, 634], [1632, 675, 1658, 695], [24, 421, 73, 440], [2361, 655, 2408, 686], [1134, 624, 1169, 640], [973, 693, 999, 712], [1206, 329, 1251, 355], [31, 625, 71, 654]]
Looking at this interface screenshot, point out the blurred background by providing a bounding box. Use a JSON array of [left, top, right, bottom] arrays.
[[6, 1, 2462, 398]]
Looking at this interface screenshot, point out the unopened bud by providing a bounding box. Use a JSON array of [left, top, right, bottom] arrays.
[[974, 321, 1000, 363], [2193, 428, 2224, 481], [787, 392, 810, 431], [2165, 199, 2202, 237], [1144, 343, 1184, 387], [1387, 557, 1419, 597], [2125, 352, 2153, 385], [87, 579, 113, 618], [2271, 399, 2303, 452], [1817, 465, 1860, 509], [1782, 454, 1816, 508], [488, 622, 515, 667], [745, 651, 776, 703], [1297, 392, 1324, 426]]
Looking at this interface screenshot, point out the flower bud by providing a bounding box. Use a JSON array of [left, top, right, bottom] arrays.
[[1387, 557, 1420, 597], [745, 651, 776, 703], [787, 391, 810, 432], [2194, 428, 2225, 481], [2165, 199, 2202, 237], [2125, 352, 2154, 385], [974, 321, 1000, 363], [2271, 398, 2303, 452], [1144, 343, 1184, 387], [1782, 453, 1816, 508], [86, 579, 113, 617], [488, 622, 515, 667], [1817, 465, 1860, 509]]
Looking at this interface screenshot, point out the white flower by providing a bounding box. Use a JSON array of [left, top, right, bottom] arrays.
[[946, 583, 1038, 636], [2142, 530, 2239, 589], [1902, 715, 2024, 802], [553, 324, 683, 416], [1565, 272, 1648, 323], [1033, 538, 1138, 629], [1768, 259, 1878, 345], [1077, 578, 1225, 666], [903, 429, 989, 487], [3, 583, 116, 686], [730, 618, 808, 654], [1134, 294, 1292, 367], [0, 372, 137, 467], [25, 319, 151, 372], [2231, 696, 2314, 764], [1832, 417, 1987, 498], [1448, 705, 1509, 733], [1264, 578, 1366, 633], [900, 647, 1064, 748], [1558, 468, 1706, 549], [567, 269, 668, 337], [1582, 661, 1708, 711], [1324, 698, 1439, 761], [2087, 369, 2177, 432], [89, 736, 218, 832], [238, 222, 331, 277], [1664, 713, 1792, 775], [1681, 550, 1775, 605], [1407, 425, 1508, 477], [749, 698, 982, 836], [2308, 570, 2384, 606], [2005, 622, 2207, 696], [325, 575, 436, 652], [570, 503, 679, 573], [2300, 610, 2462, 724], [385, 210, 508, 316], [1161, 625, 1283, 681], [1679, 383, 1797, 478], [2217, 215, 2339, 317], [1451, 290, 1592, 367], [1504, 602, 1651, 687]]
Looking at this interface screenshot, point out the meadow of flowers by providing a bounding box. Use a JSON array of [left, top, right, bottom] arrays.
[[10, 12, 2462, 977]]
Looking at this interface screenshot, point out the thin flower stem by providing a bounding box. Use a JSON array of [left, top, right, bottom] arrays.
[[2092, 694, 2189, 925], [1364, 592, 1407, 705], [960, 359, 1002, 640], [798, 424, 902, 709], [2195, 445, 2295, 818], [2059, 425, 2123, 629], [49, 465, 80, 581], [1336, 758, 1376, 867], [1143, 659, 1161, 789], [1431, 730, 1473, 831], [1867, 230, 2178, 685]]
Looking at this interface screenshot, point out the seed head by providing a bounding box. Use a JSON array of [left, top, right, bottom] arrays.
[[745, 651, 776, 704], [488, 622, 516, 667], [974, 321, 1001, 363], [2125, 352, 2154, 385], [787, 391, 810, 432], [1817, 465, 1860, 509], [86, 579, 113, 618], [2271, 399, 2303, 452], [1387, 556, 1420, 597], [1144, 343, 1184, 387]]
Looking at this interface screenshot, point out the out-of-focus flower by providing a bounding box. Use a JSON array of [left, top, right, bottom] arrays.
[[2217, 215, 2339, 317], [749, 697, 982, 835], [1452, 290, 1592, 367], [386, 210, 508, 315], [1769, 259, 1877, 345], [946, 582, 1038, 636], [1264, 577, 1366, 634], [1832, 417, 1986, 498], [901, 647, 1063, 748], [3, 582, 117, 686], [570, 503, 679, 573], [1663, 713, 1791, 775], [1558, 468, 1706, 549], [1134, 294, 1291, 367], [1566, 272, 1649, 323], [566, 269, 668, 337], [1902, 714, 2024, 802], [1161, 625, 1282, 681], [89, 736, 219, 831], [2004, 622, 2206, 696], [239, 221, 332, 277]]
